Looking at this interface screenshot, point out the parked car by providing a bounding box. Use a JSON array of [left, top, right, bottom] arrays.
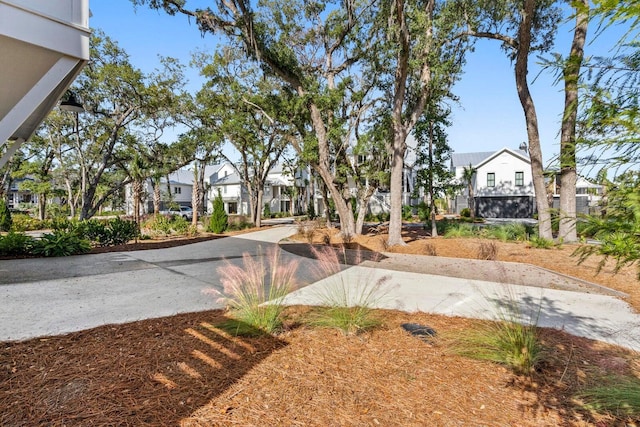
[[161, 206, 193, 220]]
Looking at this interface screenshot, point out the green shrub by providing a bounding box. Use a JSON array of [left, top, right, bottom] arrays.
[[263, 202, 271, 219], [306, 203, 316, 220], [402, 205, 413, 221], [376, 211, 390, 222], [460, 207, 471, 218], [529, 236, 554, 249], [208, 191, 228, 234], [32, 230, 91, 257], [0, 231, 35, 255], [103, 217, 139, 245], [10, 214, 48, 232], [0, 199, 12, 232], [443, 222, 476, 238], [417, 201, 430, 223], [170, 215, 190, 234]]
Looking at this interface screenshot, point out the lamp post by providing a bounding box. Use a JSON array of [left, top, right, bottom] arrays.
[[60, 91, 84, 218]]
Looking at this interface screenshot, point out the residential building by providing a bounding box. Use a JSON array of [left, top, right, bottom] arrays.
[[451, 147, 535, 218], [208, 163, 309, 216], [451, 147, 604, 218], [6, 177, 38, 211], [124, 166, 219, 216]]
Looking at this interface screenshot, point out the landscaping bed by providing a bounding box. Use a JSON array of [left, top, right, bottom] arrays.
[[1, 224, 639, 425]]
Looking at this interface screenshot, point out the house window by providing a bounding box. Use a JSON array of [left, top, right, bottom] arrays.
[[515, 171, 524, 186], [174, 187, 181, 194], [224, 186, 227, 194], [487, 173, 495, 187]]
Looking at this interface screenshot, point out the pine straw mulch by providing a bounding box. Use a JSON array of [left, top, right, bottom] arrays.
[[2, 307, 639, 426], [2, 224, 640, 426]]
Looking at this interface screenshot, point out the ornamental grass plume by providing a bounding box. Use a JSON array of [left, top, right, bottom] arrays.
[[207, 246, 299, 335]]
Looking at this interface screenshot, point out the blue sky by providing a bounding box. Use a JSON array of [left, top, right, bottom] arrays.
[[89, 1, 626, 169]]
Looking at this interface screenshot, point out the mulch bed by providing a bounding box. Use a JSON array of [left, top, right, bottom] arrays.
[[2, 308, 636, 426]]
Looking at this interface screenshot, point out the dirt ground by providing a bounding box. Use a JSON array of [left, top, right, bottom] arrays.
[[1, 224, 639, 426]]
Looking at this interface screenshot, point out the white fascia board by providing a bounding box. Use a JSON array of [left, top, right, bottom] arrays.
[[0, 1, 90, 60]]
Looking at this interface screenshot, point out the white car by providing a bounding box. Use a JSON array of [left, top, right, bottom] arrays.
[[162, 206, 193, 220]]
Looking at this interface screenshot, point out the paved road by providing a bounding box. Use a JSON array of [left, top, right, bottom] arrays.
[[1, 225, 640, 352]]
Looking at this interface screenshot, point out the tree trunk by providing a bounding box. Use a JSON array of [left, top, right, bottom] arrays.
[[191, 172, 200, 227], [355, 185, 376, 235], [255, 189, 263, 228], [38, 194, 46, 221], [515, 0, 553, 240], [558, 0, 588, 243], [152, 179, 161, 214], [388, 128, 407, 246], [65, 178, 75, 218], [428, 121, 438, 236]]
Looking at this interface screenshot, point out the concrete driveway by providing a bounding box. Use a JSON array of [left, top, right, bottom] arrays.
[[0, 226, 303, 341]]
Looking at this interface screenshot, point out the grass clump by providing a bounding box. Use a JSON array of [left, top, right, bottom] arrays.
[[443, 222, 476, 238], [209, 247, 298, 335], [448, 290, 543, 375], [477, 241, 498, 260], [306, 245, 392, 335], [577, 376, 640, 419], [450, 318, 542, 375]]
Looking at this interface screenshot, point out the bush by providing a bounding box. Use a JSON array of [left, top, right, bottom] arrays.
[[306, 203, 316, 220], [104, 217, 139, 245], [443, 222, 476, 238], [10, 214, 48, 232], [0, 231, 35, 255], [32, 230, 91, 257], [0, 199, 12, 232], [402, 205, 413, 221], [460, 207, 471, 218], [263, 202, 271, 219], [208, 191, 228, 234]]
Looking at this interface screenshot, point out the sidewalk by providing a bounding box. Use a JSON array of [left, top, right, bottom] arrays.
[[1, 225, 639, 351]]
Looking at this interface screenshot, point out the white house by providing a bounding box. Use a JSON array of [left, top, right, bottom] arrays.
[[208, 163, 309, 216], [0, 0, 90, 169], [451, 147, 535, 218]]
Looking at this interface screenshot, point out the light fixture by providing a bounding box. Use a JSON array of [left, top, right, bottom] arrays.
[[60, 91, 84, 113]]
